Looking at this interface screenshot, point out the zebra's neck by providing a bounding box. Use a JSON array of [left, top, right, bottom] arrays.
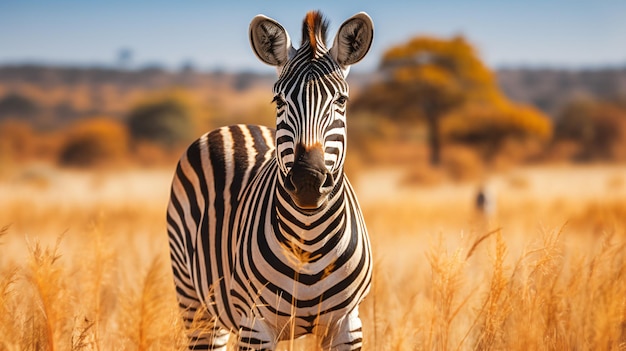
[[273, 172, 347, 246]]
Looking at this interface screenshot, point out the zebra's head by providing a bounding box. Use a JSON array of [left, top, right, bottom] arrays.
[[250, 11, 374, 211]]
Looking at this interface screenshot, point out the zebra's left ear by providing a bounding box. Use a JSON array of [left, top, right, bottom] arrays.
[[249, 14, 296, 70], [330, 12, 374, 71]]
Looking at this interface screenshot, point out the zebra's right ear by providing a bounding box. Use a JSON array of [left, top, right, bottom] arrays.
[[249, 15, 295, 69]]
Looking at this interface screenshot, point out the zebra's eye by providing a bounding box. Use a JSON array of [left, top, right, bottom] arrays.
[[335, 95, 348, 107], [272, 95, 287, 109]]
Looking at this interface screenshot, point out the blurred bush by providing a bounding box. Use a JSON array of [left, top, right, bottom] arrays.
[[442, 103, 552, 159], [554, 98, 626, 161], [0, 120, 36, 162], [2, 62, 626, 173], [58, 117, 129, 167], [0, 119, 64, 169], [126, 90, 196, 148], [0, 93, 40, 121]]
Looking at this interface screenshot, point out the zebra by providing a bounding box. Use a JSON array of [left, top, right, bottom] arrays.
[[167, 11, 374, 350]]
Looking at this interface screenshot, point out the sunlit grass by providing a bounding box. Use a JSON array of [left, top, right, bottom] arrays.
[[1, 165, 625, 350]]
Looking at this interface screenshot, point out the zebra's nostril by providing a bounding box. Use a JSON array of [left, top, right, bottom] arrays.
[[284, 172, 297, 192], [320, 171, 334, 192]]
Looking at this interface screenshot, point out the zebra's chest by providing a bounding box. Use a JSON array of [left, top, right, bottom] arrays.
[[226, 159, 370, 329], [232, 206, 364, 313]]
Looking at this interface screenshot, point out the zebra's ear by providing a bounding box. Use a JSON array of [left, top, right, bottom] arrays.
[[249, 15, 295, 68], [330, 12, 374, 70]]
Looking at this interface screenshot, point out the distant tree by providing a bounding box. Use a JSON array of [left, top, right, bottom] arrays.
[[233, 72, 258, 92], [54, 101, 78, 121], [353, 35, 551, 165], [180, 60, 196, 74], [117, 48, 133, 69], [554, 99, 596, 143], [442, 103, 551, 154], [0, 93, 40, 120], [126, 90, 195, 148]]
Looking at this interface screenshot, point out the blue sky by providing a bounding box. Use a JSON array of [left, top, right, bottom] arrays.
[[1, 1, 625, 73]]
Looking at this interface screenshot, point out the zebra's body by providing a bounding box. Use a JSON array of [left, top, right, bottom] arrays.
[[167, 11, 374, 350]]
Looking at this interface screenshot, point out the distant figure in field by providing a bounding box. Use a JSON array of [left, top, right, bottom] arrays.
[[475, 182, 496, 219]]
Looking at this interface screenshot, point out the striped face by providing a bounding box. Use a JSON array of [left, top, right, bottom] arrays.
[[273, 50, 349, 179], [271, 17, 350, 210], [250, 11, 374, 210]]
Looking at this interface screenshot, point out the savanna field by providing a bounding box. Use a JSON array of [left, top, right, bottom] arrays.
[[1, 163, 625, 350], [2, 63, 626, 350], [2, 12, 626, 350]]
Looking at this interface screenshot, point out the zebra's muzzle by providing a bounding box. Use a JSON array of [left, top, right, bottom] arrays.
[[284, 166, 334, 210], [284, 144, 334, 210]]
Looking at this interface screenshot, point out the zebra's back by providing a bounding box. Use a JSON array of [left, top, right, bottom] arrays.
[[167, 124, 276, 331]]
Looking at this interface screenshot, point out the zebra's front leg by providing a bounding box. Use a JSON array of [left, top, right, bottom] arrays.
[[176, 293, 231, 350], [188, 322, 230, 351], [170, 258, 230, 349], [320, 309, 364, 351], [174, 290, 231, 350], [237, 314, 276, 351]]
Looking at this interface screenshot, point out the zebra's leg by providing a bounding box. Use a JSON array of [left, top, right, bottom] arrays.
[[319, 309, 364, 351], [236, 314, 276, 351], [188, 323, 230, 351], [170, 252, 230, 349], [175, 281, 231, 350], [175, 281, 232, 350], [185, 319, 230, 350]]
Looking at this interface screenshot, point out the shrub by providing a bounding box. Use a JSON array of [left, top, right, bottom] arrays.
[[58, 118, 129, 167], [126, 91, 195, 148], [0, 120, 36, 162], [0, 93, 40, 120], [555, 99, 626, 161]]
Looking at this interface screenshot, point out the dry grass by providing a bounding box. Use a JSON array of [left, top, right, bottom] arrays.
[[1, 164, 625, 350]]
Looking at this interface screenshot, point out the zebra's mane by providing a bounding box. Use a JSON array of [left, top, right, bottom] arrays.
[[301, 11, 329, 51]]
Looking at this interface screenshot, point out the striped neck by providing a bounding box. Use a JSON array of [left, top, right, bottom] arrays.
[[273, 172, 346, 244]]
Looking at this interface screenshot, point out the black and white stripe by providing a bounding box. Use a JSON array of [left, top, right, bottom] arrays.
[[167, 11, 374, 350]]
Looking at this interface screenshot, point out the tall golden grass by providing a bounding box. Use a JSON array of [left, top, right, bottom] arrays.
[[1, 165, 625, 350]]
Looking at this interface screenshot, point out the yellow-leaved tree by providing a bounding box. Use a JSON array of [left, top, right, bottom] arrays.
[[353, 35, 552, 165]]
